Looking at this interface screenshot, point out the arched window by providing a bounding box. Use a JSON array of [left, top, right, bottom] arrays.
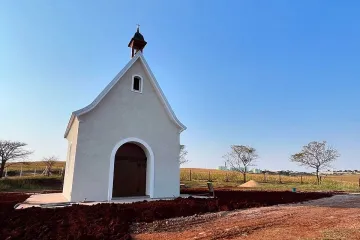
[[132, 75, 143, 93]]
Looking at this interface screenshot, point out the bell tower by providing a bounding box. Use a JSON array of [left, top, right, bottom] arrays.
[[128, 24, 147, 58]]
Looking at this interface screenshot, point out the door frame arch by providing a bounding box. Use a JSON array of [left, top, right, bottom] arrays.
[[108, 137, 154, 200]]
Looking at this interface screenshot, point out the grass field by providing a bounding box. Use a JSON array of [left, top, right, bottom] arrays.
[[326, 174, 360, 183], [5, 161, 65, 171], [180, 168, 360, 192], [181, 168, 360, 182], [2, 163, 360, 192], [0, 176, 63, 192], [6, 162, 360, 183], [181, 180, 359, 192]]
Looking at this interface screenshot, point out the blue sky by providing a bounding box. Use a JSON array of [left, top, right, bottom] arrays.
[[1, 1, 359, 171]]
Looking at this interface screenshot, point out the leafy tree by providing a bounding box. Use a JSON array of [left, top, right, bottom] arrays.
[[0, 140, 33, 178], [291, 141, 339, 185], [223, 145, 258, 183]]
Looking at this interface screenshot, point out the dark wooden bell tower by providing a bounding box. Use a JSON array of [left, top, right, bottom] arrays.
[[128, 24, 147, 58]]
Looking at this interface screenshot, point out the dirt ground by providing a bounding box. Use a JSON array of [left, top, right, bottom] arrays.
[[132, 194, 360, 240]]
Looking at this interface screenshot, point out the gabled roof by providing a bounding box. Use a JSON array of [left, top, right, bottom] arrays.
[[64, 51, 186, 138]]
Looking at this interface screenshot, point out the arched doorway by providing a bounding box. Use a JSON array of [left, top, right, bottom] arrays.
[[112, 143, 147, 197]]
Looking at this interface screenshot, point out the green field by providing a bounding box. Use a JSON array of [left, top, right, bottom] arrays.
[[0, 176, 63, 192]]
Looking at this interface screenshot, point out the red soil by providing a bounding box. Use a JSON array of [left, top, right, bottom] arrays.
[[182, 188, 333, 211], [0, 190, 332, 240], [0, 192, 30, 212]]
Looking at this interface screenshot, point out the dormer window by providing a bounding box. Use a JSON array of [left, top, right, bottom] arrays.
[[132, 75, 143, 93]]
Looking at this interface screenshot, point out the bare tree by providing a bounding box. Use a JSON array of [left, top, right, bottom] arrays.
[[0, 140, 33, 178], [42, 156, 59, 177], [179, 145, 189, 165], [291, 141, 339, 185], [223, 145, 258, 183]]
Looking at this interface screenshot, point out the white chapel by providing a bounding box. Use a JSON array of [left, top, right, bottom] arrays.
[[62, 27, 186, 202]]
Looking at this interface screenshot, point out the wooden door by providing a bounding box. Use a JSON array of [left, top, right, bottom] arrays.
[[112, 143, 147, 197]]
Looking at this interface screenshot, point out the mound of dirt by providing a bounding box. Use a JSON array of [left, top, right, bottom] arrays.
[[240, 180, 260, 188]]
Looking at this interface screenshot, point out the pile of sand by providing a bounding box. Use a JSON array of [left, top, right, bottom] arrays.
[[239, 180, 260, 188]]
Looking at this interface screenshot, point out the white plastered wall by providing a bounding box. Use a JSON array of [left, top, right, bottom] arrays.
[[62, 117, 79, 200], [68, 59, 181, 202]]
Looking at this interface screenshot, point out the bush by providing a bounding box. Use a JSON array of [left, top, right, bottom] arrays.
[[0, 176, 63, 191]]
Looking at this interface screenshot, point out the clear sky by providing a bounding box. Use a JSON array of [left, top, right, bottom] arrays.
[[1, 1, 359, 172]]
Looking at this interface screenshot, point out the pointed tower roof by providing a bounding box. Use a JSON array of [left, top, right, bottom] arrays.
[[128, 25, 147, 47]]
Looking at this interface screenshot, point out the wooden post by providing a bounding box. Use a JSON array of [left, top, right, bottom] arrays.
[[34, 168, 36, 176], [300, 175, 303, 184], [4, 167, 7, 178], [208, 171, 211, 181], [279, 174, 282, 183], [20, 165, 23, 177], [263, 172, 266, 182], [189, 169, 192, 181], [358, 177, 360, 188]]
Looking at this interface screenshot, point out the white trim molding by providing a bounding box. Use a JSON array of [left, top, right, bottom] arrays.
[[64, 51, 186, 138], [107, 137, 155, 201], [131, 74, 143, 93]]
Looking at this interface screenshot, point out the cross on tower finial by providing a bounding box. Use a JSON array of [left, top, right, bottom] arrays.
[[128, 24, 147, 58]]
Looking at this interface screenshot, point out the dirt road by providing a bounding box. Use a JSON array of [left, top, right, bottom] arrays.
[[132, 194, 360, 240]]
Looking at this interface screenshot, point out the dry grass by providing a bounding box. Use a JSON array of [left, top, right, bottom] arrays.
[[326, 174, 360, 183], [5, 161, 65, 171], [3, 164, 360, 192], [180, 168, 318, 184], [180, 168, 360, 192], [181, 168, 360, 183]]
